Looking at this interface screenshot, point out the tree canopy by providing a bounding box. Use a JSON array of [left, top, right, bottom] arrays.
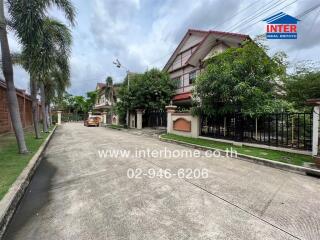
[[192, 40, 292, 117], [53, 91, 97, 113], [285, 63, 320, 110], [116, 69, 176, 115]]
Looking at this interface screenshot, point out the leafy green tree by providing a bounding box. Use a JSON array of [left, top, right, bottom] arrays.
[[53, 91, 74, 113], [192, 40, 291, 117], [73, 96, 86, 113], [105, 76, 116, 105], [116, 69, 176, 116], [285, 63, 320, 110], [85, 90, 97, 112], [44, 64, 71, 127]]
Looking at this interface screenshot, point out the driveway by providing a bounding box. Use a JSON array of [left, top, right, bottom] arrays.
[[4, 123, 320, 240]]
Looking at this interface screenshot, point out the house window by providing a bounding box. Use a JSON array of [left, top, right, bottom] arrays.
[[189, 70, 196, 85], [172, 76, 181, 88]]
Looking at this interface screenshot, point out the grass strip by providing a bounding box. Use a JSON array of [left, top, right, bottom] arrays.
[[161, 133, 313, 166]]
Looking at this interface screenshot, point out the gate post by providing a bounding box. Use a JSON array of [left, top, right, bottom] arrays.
[[102, 111, 107, 124], [306, 99, 320, 164], [112, 113, 119, 125], [57, 111, 62, 125], [165, 105, 177, 134], [312, 106, 319, 156], [136, 109, 144, 129], [255, 117, 258, 140], [88, 111, 92, 118]]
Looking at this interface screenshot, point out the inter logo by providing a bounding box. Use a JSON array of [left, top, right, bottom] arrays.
[[263, 12, 300, 39]]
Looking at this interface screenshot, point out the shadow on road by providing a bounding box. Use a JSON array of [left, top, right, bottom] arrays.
[[3, 157, 57, 240]]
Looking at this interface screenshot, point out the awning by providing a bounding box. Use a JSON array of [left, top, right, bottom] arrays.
[[173, 92, 192, 101], [306, 98, 320, 106]]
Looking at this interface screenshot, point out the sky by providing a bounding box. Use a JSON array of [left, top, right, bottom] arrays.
[[6, 0, 320, 96]]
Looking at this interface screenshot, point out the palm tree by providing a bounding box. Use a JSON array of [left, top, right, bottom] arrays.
[[105, 76, 116, 105], [0, 0, 28, 153], [44, 64, 71, 126], [38, 18, 72, 133], [7, 0, 75, 137]]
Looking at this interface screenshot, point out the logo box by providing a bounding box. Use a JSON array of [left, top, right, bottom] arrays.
[[263, 12, 300, 40]]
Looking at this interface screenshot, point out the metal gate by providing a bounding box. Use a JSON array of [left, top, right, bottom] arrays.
[[142, 110, 167, 128], [200, 112, 313, 150], [61, 113, 87, 122]]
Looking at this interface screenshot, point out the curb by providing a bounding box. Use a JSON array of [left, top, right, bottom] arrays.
[[0, 125, 57, 239], [159, 136, 320, 178], [106, 127, 123, 131]]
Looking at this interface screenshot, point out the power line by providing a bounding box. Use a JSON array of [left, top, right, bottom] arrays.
[[289, 5, 320, 64], [211, 0, 262, 29], [240, 0, 298, 33], [149, 0, 299, 69], [160, 0, 298, 67], [147, 0, 273, 67], [247, 1, 320, 39], [297, 3, 320, 18], [224, 0, 286, 33]]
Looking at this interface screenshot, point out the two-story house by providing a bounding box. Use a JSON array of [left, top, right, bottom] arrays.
[[94, 83, 113, 111], [163, 29, 249, 107], [93, 82, 119, 124]]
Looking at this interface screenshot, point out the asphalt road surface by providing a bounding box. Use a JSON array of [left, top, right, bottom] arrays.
[[3, 123, 320, 240]]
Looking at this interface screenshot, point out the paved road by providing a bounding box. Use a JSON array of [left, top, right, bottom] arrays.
[[4, 123, 320, 240]]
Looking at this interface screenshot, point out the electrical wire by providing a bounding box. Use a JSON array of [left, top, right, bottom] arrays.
[[147, 0, 277, 67], [158, 0, 298, 68]]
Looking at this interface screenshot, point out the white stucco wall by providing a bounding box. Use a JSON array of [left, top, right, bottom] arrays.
[[167, 113, 200, 138], [180, 34, 203, 52]]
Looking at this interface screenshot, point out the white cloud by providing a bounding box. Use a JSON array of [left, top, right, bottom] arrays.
[[5, 0, 320, 96]]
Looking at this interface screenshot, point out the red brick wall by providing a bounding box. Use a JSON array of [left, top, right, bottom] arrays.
[[0, 80, 41, 134]]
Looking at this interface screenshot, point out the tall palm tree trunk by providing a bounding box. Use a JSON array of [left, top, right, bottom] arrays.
[[30, 78, 40, 138], [0, 0, 28, 153], [39, 81, 48, 132], [48, 102, 53, 126], [45, 104, 51, 128]]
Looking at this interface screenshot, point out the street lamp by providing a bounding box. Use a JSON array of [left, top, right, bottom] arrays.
[[113, 59, 130, 127]]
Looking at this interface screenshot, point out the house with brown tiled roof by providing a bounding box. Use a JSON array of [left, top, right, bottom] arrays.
[[163, 29, 249, 107], [93, 82, 116, 112], [92, 82, 121, 124]]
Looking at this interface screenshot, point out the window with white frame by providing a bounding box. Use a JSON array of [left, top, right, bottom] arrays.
[[172, 76, 181, 88], [189, 70, 196, 85]]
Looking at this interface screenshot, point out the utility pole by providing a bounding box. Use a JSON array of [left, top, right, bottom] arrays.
[[113, 59, 130, 127]]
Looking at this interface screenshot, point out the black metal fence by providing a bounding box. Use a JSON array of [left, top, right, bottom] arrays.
[[61, 113, 87, 122], [200, 112, 313, 150], [142, 110, 167, 128]]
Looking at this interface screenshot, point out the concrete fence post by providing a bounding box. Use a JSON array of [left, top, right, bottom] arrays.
[[112, 114, 119, 125], [136, 109, 144, 129], [255, 118, 258, 140], [224, 117, 226, 137], [312, 106, 319, 156], [88, 111, 92, 118], [291, 116, 294, 145], [165, 105, 177, 134], [57, 111, 62, 125], [192, 114, 201, 138], [102, 111, 107, 124]]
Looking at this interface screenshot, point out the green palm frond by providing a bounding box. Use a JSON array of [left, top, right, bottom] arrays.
[[44, 0, 76, 25], [6, 0, 75, 105]]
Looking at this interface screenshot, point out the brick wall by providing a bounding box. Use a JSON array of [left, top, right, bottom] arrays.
[[0, 80, 41, 134]]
